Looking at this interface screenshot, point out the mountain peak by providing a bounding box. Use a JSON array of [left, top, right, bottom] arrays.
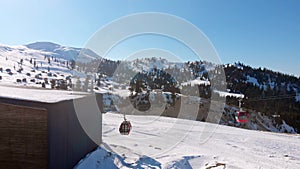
[[25, 42, 62, 51], [24, 41, 100, 62]]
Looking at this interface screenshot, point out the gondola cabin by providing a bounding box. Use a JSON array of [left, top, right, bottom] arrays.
[[119, 120, 132, 135], [236, 111, 248, 123]]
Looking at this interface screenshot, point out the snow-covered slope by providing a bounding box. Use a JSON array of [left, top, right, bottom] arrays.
[[0, 43, 73, 88], [0, 42, 101, 89], [127, 57, 182, 72], [75, 112, 300, 169], [0, 41, 298, 133], [26, 42, 99, 62]]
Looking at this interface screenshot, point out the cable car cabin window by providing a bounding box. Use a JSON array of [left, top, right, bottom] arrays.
[[239, 112, 247, 119], [239, 115, 247, 120], [119, 121, 132, 135], [236, 111, 248, 123]]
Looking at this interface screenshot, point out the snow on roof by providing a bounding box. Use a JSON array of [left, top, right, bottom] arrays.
[[0, 85, 87, 103], [214, 90, 245, 99]]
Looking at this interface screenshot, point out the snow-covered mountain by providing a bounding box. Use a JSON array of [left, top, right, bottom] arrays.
[[0, 42, 101, 89], [0, 43, 69, 88], [0, 42, 299, 168], [0, 42, 299, 134], [224, 62, 300, 133], [25, 42, 99, 62]]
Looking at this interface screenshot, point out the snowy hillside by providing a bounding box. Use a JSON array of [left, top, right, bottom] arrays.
[[224, 62, 300, 103], [26, 42, 99, 62], [126, 57, 185, 73], [224, 63, 300, 132], [0, 42, 299, 168], [0, 42, 100, 89], [75, 112, 300, 169], [0, 43, 70, 87], [0, 42, 298, 133], [96, 58, 298, 134]]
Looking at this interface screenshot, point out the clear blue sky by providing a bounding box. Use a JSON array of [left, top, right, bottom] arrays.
[[0, 0, 299, 76]]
